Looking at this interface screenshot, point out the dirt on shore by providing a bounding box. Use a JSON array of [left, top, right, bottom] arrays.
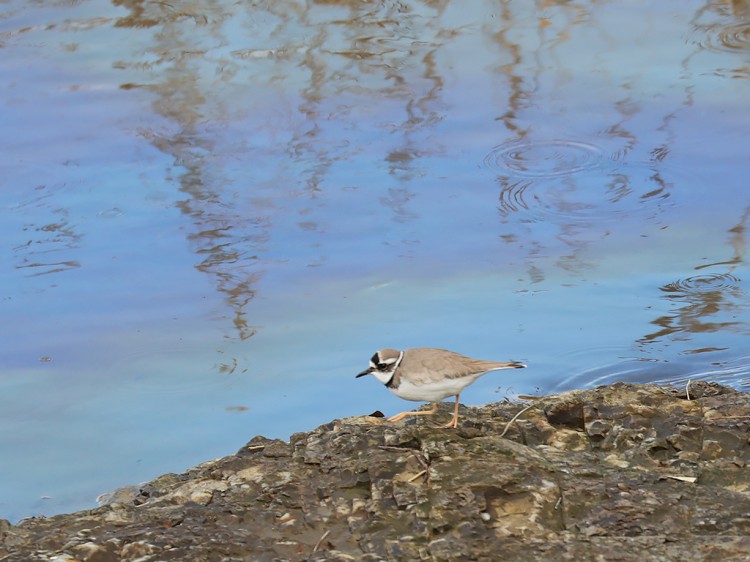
[[2, 381, 749, 561]]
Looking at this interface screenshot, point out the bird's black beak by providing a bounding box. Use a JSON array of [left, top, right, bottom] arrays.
[[355, 367, 373, 378]]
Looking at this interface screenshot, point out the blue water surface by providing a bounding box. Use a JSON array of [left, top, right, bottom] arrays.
[[2, 0, 750, 521]]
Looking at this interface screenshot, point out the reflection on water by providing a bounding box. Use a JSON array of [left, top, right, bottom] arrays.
[[639, 206, 750, 356], [652, 354, 750, 390], [696, 206, 750, 270], [690, 0, 750, 53], [640, 273, 749, 350], [484, 139, 604, 177], [2, 0, 750, 522], [687, 0, 750, 76], [495, 164, 675, 224], [11, 181, 83, 277], [704, 21, 750, 52]]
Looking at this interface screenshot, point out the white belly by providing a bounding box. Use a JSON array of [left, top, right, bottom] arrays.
[[390, 375, 480, 402]]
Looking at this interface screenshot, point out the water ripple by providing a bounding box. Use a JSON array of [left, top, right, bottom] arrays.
[[698, 22, 750, 53], [548, 345, 667, 393], [484, 139, 605, 178], [652, 355, 750, 391], [113, 347, 244, 394], [661, 273, 742, 297], [496, 163, 675, 223], [549, 346, 750, 393]]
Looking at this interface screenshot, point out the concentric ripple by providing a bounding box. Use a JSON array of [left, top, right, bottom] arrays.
[[652, 355, 750, 391], [547, 345, 669, 394], [484, 139, 605, 178], [698, 21, 750, 53], [661, 273, 742, 297], [495, 162, 675, 223]]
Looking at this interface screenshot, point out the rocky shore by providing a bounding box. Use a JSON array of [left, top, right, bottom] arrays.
[[2, 382, 749, 561]]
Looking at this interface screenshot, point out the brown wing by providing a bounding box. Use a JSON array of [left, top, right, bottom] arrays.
[[397, 348, 523, 386]]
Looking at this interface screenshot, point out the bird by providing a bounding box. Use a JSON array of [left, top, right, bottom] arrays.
[[356, 347, 526, 428]]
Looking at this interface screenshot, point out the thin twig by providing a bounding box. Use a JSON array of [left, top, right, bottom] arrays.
[[663, 475, 697, 483], [686, 379, 692, 401], [408, 470, 427, 482], [313, 529, 331, 552], [500, 404, 535, 438]]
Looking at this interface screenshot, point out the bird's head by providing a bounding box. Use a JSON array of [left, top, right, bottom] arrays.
[[356, 348, 403, 384]]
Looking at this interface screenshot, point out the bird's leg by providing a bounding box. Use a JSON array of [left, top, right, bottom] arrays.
[[387, 403, 438, 423], [438, 394, 461, 429]]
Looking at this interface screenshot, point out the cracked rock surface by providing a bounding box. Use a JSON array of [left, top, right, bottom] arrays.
[[1, 382, 749, 561]]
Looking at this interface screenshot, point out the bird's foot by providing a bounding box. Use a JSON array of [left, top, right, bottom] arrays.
[[438, 417, 458, 429], [387, 404, 438, 423]]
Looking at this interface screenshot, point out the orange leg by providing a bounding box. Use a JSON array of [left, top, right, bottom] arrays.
[[438, 394, 461, 428], [387, 403, 438, 423]]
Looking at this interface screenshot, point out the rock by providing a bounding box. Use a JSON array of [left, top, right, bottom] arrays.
[[1, 383, 749, 561]]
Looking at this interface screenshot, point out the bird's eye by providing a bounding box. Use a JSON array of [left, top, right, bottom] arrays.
[[376, 362, 388, 370]]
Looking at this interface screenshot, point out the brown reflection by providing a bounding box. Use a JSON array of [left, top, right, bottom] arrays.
[[107, 0, 748, 351], [486, 2, 529, 137], [495, 161, 675, 280], [487, 1, 736, 286], [638, 273, 748, 347], [730, 0, 750, 18], [476, 0, 750, 373], [114, 0, 261, 341], [695, 206, 750, 270], [639, 207, 750, 348], [488, 3, 623, 280], [111, 0, 458, 338], [13, 204, 82, 277], [289, 1, 449, 227], [634, 2, 750, 350], [686, 0, 750, 69], [381, 43, 445, 226]]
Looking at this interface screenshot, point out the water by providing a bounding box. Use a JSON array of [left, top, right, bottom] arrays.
[[2, 0, 750, 522]]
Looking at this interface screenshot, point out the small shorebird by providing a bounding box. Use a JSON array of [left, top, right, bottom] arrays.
[[356, 347, 526, 428]]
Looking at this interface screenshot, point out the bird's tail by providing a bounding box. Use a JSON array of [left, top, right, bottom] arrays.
[[483, 360, 526, 371], [505, 361, 526, 369]]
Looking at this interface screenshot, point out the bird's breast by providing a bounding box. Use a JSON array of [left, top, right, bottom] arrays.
[[388, 375, 479, 402]]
